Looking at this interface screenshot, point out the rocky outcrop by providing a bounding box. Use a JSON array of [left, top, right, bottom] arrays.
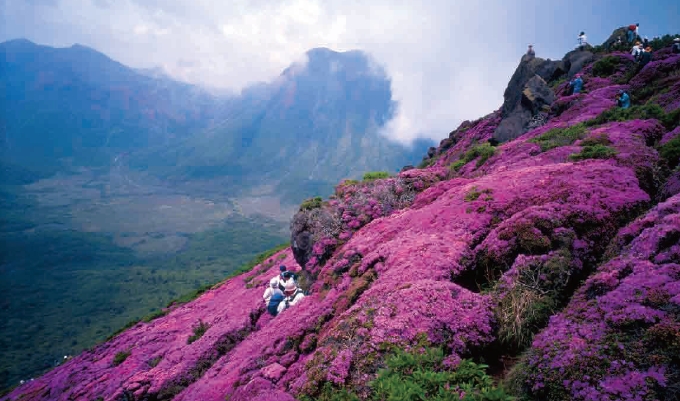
[[492, 56, 562, 143], [4, 28, 680, 401], [493, 48, 597, 143]]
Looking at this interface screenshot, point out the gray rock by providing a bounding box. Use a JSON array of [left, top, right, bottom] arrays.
[[493, 56, 559, 143]]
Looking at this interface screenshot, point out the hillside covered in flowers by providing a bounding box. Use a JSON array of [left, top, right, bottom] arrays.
[[3, 28, 680, 401]]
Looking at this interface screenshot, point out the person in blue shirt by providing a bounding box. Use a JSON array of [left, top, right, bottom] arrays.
[[571, 75, 584, 94], [617, 90, 631, 109]]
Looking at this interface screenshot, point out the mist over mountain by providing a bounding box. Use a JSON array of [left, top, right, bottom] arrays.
[[0, 38, 433, 391], [1, 39, 432, 200]]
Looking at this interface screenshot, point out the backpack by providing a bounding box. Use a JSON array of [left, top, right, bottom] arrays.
[[267, 292, 285, 316], [628, 24, 637, 31]]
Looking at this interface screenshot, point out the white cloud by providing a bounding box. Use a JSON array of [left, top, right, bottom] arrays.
[[0, 0, 546, 144]]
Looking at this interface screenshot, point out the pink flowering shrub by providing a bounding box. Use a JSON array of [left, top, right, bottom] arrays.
[[292, 168, 447, 272], [512, 194, 680, 401]]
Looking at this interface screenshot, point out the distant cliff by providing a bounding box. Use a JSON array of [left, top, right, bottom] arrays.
[[4, 29, 680, 401]]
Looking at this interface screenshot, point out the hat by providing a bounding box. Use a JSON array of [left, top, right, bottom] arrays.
[[270, 277, 279, 288], [279, 265, 287, 272], [283, 278, 297, 292], [674, 38, 680, 42], [580, 31, 585, 35], [618, 89, 624, 94]]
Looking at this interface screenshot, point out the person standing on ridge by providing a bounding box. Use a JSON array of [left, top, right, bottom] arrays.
[[627, 23, 640, 43], [526, 44, 535, 58], [672, 38, 680, 54], [577, 32, 588, 50]]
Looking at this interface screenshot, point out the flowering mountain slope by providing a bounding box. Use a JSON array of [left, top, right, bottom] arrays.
[[4, 30, 680, 401]]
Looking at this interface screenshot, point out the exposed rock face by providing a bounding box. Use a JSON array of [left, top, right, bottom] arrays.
[[493, 56, 562, 143], [4, 30, 680, 401], [493, 48, 597, 143], [561, 49, 596, 78]]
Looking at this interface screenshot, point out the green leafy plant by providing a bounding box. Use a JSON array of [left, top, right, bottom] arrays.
[[569, 144, 618, 161], [300, 196, 324, 211], [592, 56, 620, 77], [465, 187, 493, 202], [451, 143, 497, 172], [304, 346, 514, 401], [529, 124, 588, 152], [363, 171, 390, 181], [187, 320, 210, 344], [585, 104, 680, 130], [579, 134, 612, 147], [370, 347, 515, 401], [419, 157, 437, 169], [660, 136, 680, 169], [112, 350, 131, 366], [148, 356, 162, 368]]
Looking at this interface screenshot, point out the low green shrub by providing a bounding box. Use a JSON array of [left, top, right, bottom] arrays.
[[592, 56, 620, 77], [363, 171, 390, 181], [419, 157, 437, 169], [300, 196, 324, 211], [529, 123, 588, 151], [112, 350, 131, 366], [569, 144, 618, 161], [451, 143, 497, 172], [579, 134, 611, 147], [585, 103, 680, 130], [148, 356, 162, 368], [464, 186, 493, 202], [187, 320, 210, 344], [660, 136, 680, 169], [370, 347, 514, 401], [306, 346, 515, 401]]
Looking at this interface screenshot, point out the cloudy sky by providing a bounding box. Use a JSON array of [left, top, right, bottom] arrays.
[[1, 0, 679, 144]]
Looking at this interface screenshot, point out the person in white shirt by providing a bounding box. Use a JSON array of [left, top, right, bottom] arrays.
[[631, 42, 643, 62], [263, 277, 282, 305], [577, 32, 588, 50]]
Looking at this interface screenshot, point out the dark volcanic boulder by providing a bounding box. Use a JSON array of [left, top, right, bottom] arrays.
[[493, 57, 561, 143], [562, 49, 595, 78], [602, 26, 629, 50], [493, 57, 560, 143], [521, 76, 556, 114]]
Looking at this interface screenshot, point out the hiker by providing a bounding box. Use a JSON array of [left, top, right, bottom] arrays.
[[638, 47, 653, 70], [616, 90, 631, 109], [263, 277, 282, 306], [672, 38, 680, 54], [280, 273, 305, 310], [577, 32, 588, 50], [642, 36, 649, 49], [267, 290, 286, 316], [631, 42, 643, 62], [627, 23, 639, 43], [526, 44, 535, 58], [570, 75, 584, 94]]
